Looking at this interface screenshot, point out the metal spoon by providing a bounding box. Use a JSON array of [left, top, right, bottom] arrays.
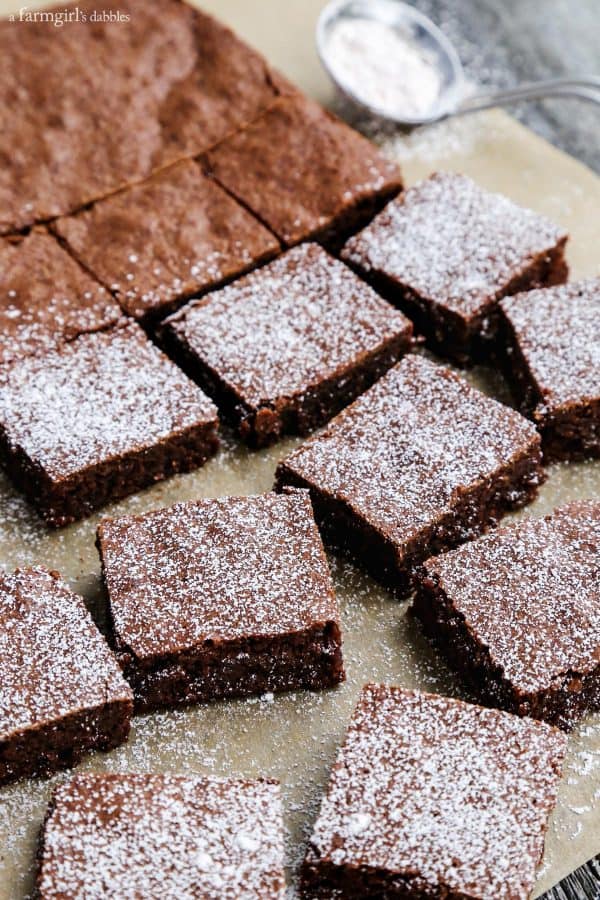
[[316, 0, 600, 127]]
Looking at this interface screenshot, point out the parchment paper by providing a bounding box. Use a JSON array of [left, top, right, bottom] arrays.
[[0, 1, 598, 896]]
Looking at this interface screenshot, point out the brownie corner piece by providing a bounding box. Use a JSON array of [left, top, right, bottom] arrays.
[[53, 159, 280, 324], [0, 567, 132, 785], [97, 489, 344, 711], [37, 773, 286, 898], [160, 242, 413, 447], [204, 92, 402, 248], [0, 320, 219, 527], [412, 499, 600, 729], [302, 684, 567, 899], [275, 353, 543, 594], [497, 278, 600, 461], [341, 172, 568, 365]]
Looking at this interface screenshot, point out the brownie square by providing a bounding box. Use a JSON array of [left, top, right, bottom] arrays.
[[413, 500, 600, 729], [275, 354, 543, 594], [54, 160, 280, 324], [203, 93, 402, 248], [302, 685, 567, 900], [0, 567, 133, 785], [37, 774, 286, 898], [498, 279, 600, 460], [0, 0, 280, 233], [341, 173, 568, 365], [160, 243, 413, 447], [0, 321, 219, 527], [0, 230, 123, 366], [96, 489, 344, 711]]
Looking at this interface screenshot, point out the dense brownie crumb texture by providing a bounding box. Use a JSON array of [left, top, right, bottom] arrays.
[[97, 489, 344, 710], [276, 353, 543, 593], [0, 567, 133, 786], [341, 172, 568, 364], [0, 321, 219, 527], [498, 278, 600, 460], [161, 243, 413, 446], [303, 685, 567, 900], [37, 774, 286, 899], [413, 500, 600, 730]]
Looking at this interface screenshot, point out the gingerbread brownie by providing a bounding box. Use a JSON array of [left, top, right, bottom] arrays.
[[0, 230, 122, 365], [275, 354, 543, 594], [203, 93, 402, 249], [0, 0, 280, 233], [0, 321, 218, 527], [54, 160, 280, 324], [302, 685, 567, 899], [160, 243, 413, 447], [0, 567, 132, 785], [37, 774, 286, 898], [497, 279, 600, 460], [341, 172, 568, 365], [413, 500, 600, 729], [96, 489, 344, 711]]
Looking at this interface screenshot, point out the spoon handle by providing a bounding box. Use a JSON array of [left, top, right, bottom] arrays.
[[455, 77, 600, 116]]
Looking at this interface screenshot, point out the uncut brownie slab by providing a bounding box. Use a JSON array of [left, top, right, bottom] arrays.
[[37, 774, 286, 899], [0, 0, 280, 233], [96, 489, 344, 711], [160, 243, 413, 447], [0, 229, 122, 366], [413, 500, 600, 729], [203, 93, 402, 248], [341, 172, 568, 365], [302, 685, 567, 900], [275, 354, 543, 594], [0, 321, 218, 527], [0, 567, 132, 785], [498, 279, 600, 461], [54, 159, 280, 324]]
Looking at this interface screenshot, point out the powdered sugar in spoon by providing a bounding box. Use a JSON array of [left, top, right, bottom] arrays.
[[317, 0, 600, 127]]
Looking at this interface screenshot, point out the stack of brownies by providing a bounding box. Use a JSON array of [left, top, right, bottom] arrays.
[[0, 1, 598, 898]]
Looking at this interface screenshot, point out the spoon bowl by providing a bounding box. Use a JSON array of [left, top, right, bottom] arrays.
[[317, 0, 600, 127]]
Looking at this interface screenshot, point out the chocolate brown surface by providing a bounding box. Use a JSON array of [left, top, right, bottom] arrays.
[[0, 230, 122, 366], [0, 0, 280, 234], [275, 354, 543, 594], [203, 93, 403, 247], [97, 489, 344, 711], [0, 321, 219, 527], [54, 160, 280, 323], [498, 279, 600, 461], [413, 501, 600, 730], [0, 567, 132, 786], [161, 243, 413, 446], [341, 172, 568, 365], [37, 774, 286, 899], [302, 685, 567, 899]]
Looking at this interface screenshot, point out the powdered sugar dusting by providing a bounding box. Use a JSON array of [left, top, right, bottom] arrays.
[[500, 279, 600, 411], [0, 230, 121, 366], [98, 490, 338, 657], [308, 685, 567, 899], [0, 567, 131, 737], [0, 321, 217, 480], [166, 243, 411, 406], [424, 500, 600, 694], [38, 774, 285, 899], [279, 354, 540, 546], [341, 172, 566, 318]]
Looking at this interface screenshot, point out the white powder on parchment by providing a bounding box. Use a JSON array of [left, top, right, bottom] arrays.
[[325, 17, 442, 119]]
